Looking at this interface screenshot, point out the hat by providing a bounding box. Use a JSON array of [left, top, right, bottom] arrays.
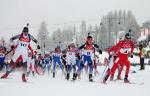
[[125, 33, 131, 39], [22, 27, 29, 32]]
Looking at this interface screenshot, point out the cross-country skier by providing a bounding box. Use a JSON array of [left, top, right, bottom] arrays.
[[0, 46, 6, 71], [52, 47, 63, 78], [103, 33, 134, 83], [1, 26, 40, 82], [65, 43, 78, 80], [27, 50, 35, 77], [42, 52, 52, 75], [105, 38, 125, 81], [73, 35, 102, 82]]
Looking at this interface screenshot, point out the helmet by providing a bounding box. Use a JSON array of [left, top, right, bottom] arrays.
[[125, 33, 131, 39]]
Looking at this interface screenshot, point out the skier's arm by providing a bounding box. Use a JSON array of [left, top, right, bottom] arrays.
[[29, 34, 40, 49], [76, 44, 85, 55], [29, 34, 39, 44], [109, 41, 123, 53], [78, 44, 85, 50], [93, 44, 102, 54], [10, 34, 21, 41]]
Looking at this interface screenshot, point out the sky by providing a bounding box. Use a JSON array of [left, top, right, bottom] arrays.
[[0, 0, 150, 41]]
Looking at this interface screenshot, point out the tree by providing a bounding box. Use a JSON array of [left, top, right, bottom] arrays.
[[80, 20, 87, 43], [99, 10, 140, 48], [37, 21, 49, 52]]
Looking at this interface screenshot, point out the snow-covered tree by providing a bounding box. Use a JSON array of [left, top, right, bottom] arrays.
[[99, 10, 140, 48], [37, 21, 49, 52]]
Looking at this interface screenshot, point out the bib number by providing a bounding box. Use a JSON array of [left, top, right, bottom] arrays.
[[87, 52, 91, 55], [20, 43, 27, 47]]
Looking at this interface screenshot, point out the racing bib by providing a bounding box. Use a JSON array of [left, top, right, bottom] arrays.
[[83, 50, 93, 56], [120, 48, 131, 54]]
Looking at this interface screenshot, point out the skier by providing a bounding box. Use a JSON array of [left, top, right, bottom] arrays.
[[27, 50, 35, 77], [37, 53, 43, 67], [0, 46, 6, 71], [1, 26, 40, 82], [33, 51, 43, 75], [103, 33, 134, 83], [52, 47, 63, 78], [105, 38, 126, 81], [73, 35, 102, 82], [42, 52, 52, 75], [65, 43, 78, 80]]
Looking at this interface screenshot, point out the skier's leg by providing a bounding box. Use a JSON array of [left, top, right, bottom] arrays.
[[109, 56, 115, 81], [42, 64, 46, 75], [103, 60, 119, 83], [58, 61, 63, 71], [72, 64, 76, 74], [47, 64, 51, 75], [66, 64, 71, 80], [72, 64, 77, 80], [31, 59, 35, 76], [1, 55, 22, 78], [72, 61, 84, 80], [124, 60, 130, 83], [26, 59, 31, 77], [89, 62, 93, 82], [22, 62, 27, 82], [58, 61, 64, 78], [10, 56, 22, 71], [52, 61, 56, 78], [117, 64, 124, 80]]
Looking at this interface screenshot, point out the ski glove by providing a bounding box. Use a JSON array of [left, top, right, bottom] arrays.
[[99, 49, 102, 54], [11, 45, 15, 50], [37, 45, 40, 49]]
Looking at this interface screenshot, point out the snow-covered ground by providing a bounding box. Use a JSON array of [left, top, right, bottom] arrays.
[[0, 65, 150, 96], [0, 51, 149, 96]]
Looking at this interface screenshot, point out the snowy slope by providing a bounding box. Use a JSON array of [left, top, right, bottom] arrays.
[[0, 65, 150, 96]]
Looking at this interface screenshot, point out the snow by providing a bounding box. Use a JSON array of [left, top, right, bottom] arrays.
[[0, 51, 150, 96], [0, 65, 150, 96]]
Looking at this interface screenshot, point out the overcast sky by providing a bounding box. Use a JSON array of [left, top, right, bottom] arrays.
[[0, 0, 150, 40]]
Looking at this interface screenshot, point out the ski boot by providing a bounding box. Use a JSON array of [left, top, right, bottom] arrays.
[[124, 75, 130, 83], [1, 71, 10, 78], [53, 72, 55, 78], [1, 60, 14, 78], [66, 73, 70, 80], [32, 71, 35, 77], [89, 74, 93, 82], [117, 75, 122, 80], [72, 73, 77, 81], [22, 73, 27, 82], [110, 74, 114, 81]]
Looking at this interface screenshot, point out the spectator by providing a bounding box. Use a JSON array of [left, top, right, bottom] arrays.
[[139, 44, 146, 70]]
